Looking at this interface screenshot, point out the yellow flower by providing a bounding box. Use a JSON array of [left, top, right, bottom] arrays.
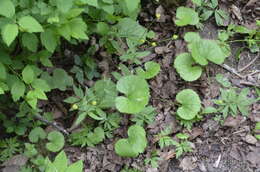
[[172, 34, 178, 40], [151, 42, 157, 46], [140, 39, 145, 43], [91, 101, 97, 106], [71, 104, 78, 110], [156, 13, 161, 19]]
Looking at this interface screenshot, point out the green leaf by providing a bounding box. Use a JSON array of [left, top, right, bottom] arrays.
[[87, 127, 105, 145], [0, 62, 6, 80], [191, 0, 201, 6], [187, 36, 228, 65], [22, 33, 38, 52], [40, 29, 57, 53], [124, 0, 140, 13], [38, 50, 53, 67], [55, 0, 73, 13], [136, 61, 160, 79], [202, 106, 218, 114], [1, 23, 18, 46], [176, 89, 201, 120], [22, 65, 35, 84], [52, 68, 73, 91], [93, 79, 118, 108], [116, 18, 147, 45], [11, 81, 25, 101], [175, 7, 199, 26], [31, 79, 51, 92], [0, 0, 15, 18], [29, 127, 46, 143], [66, 160, 83, 172], [96, 22, 110, 35], [53, 151, 68, 172], [184, 32, 201, 43], [69, 18, 88, 40], [215, 74, 231, 87], [116, 75, 150, 114], [115, 125, 147, 157], [174, 53, 202, 81], [46, 131, 65, 152], [84, 0, 98, 7], [18, 16, 44, 33]]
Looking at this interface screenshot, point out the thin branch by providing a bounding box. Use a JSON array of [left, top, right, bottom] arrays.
[[238, 53, 259, 72], [34, 114, 69, 135], [219, 64, 245, 78]]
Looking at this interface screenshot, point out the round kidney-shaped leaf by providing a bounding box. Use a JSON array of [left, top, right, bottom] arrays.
[[116, 75, 149, 114], [137, 61, 161, 79], [176, 89, 201, 120], [174, 53, 202, 81], [115, 125, 147, 157], [175, 7, 199, 26], [29, 127, 46, 143], [46, 131, 64, 152]]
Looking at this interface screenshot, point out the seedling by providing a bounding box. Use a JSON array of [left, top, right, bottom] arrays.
[[144, 150, 161, 168], [155, 127, 177, 149], [115, 125, 147, 157], [45, 151, 83, 172], [214, 88, 255, 119], [69, 126, 105, 147], [174, 133, 193, 158], [174, 32, 230, 81], [197, 0, 229, 26]]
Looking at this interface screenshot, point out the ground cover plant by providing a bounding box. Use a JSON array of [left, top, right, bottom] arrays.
[[0, 0, 259, 171]]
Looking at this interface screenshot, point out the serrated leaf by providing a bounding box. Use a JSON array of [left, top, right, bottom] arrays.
[[174, 53, 202, 81], [53, 151, 68, 172], [52, 68, 73, 91], [0, 0, 15, 18], [116, 75, 149, 114], [40, 29, 57, 53], [191, 0, 201, 6], [31, 79, 51, 92], [38, 50, 53, 67], [66, 160, 83, 172], [22, 33, 38, 52], [11, 81, 25, 101], [55, 0, 73, 13], [124, 0, 140, 13], [115, 125, 147, 157], [18, 16, 44, 33], [46, 131, 64, 152], [93, 79, 118, 108], [22, 65, 35, 84], [29, 127, 46, 143], [175, 7, 199, 26], [176, 89, 201, 120], [1, 23, 18, 46], [69, 18, 88, 40]]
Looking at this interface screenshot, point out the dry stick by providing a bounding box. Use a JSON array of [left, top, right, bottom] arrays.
[[219, 64, 245, 78], [34, 114, 69, 135], [238, 54, 259, 72]]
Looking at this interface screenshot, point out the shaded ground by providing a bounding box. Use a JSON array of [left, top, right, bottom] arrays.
[[70, 0, 260, 171], [1, 0, 259, 172]]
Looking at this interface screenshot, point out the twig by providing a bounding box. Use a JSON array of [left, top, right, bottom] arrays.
[[239, 81, 260, 88], [238, 54, 259, 72], [34, 114, 69, 135], [213, 154, 222, 168], [219, 64, 245, 78]]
